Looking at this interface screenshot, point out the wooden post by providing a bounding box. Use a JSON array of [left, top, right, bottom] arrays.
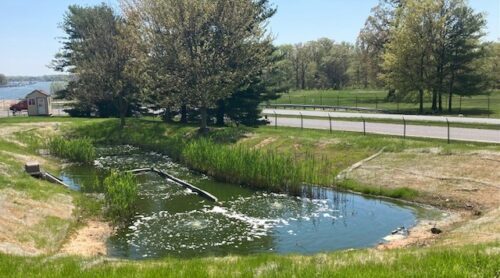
[[446, 118, 450, 144], [362, 117, 366, 135], [300, 112, 303, 130], [403, 116, 406, 140], [274, 111, 277, 129], [328, 113, 332, 134]]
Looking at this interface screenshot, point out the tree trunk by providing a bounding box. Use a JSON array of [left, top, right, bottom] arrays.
[[438, 92, 442, 112], [162, 108, 173, 123], [448, 92, 453, 112], [118, 96, 127, 128], [418, 89, 424, 114], [215, 100, 225, 126], [200, 106, 209, 133], [120, 113, 126, 128], [431, 91, 437, 113], [448, 72, 455, 113], [180, 104, 188, 123]]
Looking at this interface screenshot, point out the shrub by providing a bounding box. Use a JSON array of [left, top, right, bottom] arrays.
[[103, 171, 138, 222]]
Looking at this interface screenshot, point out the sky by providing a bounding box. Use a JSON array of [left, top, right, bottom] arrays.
[[0, 0, 498, 76]]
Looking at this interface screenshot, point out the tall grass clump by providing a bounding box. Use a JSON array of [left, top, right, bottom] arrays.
[[103, 171, 138, 223], [182, 138, 303, 193], [47, 136, 96, 163]]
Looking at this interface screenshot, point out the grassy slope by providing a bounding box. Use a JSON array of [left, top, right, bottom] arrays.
[[0, 117, 499, 276], [0, 120, 102, 254], [0, 244, 498, 277], [274, 89, 500, 118]]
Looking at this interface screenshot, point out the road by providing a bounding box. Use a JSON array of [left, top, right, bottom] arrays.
[[262, 109, 500, 125], [267, 116, 500, 144]]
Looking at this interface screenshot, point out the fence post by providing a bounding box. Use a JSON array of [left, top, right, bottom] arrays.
[[273, 111, 277, 129], [362, 117, 366, 136], [328, 113, 332, 134], [304, 95, 306, 105], [320, 92, 323, 106], [300, 112, 303, 130], [446, 118, 450, 144], [403, 116, 406, 140]]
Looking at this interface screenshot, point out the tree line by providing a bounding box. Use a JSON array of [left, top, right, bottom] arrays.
[[275, 0, 498, 113], [53, 0, 499, 130]]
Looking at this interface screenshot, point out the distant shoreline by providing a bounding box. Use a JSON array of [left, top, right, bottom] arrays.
[[0, 81, 38, 88]]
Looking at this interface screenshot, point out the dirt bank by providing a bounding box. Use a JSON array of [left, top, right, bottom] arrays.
[[346, 148, 500, 248], [60, 220, 113, 257]]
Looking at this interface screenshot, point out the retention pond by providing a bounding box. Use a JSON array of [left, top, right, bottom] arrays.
[[61, 146, 432, 259]]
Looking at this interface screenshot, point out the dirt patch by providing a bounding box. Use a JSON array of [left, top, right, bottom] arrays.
[[0, 188, 74, 256], [437, 207, 500, 246], [60, 220, 113, 257], [347, 150, 500, 211], [348, 149, 500, 248]]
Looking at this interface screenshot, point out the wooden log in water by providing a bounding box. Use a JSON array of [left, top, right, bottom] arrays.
[[128, 167, 219, 203], [152, 168, 219, 203]]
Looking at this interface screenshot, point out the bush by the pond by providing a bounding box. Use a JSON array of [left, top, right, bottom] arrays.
[[103, 171, 138, 222], [47, 136, 96, 163]]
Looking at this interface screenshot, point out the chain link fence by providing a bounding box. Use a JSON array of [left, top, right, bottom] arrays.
[[265, 112, 500, 144], [271, 92, 498, 118]]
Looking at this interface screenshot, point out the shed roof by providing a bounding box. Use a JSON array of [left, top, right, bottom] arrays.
[[26, 90, 50, 97]]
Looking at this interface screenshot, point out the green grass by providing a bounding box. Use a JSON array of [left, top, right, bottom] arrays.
[[47, 136, 96, 164], [0, 243, 498, 277], [273, 89, 500, 118], [103, 171, 138, 223]]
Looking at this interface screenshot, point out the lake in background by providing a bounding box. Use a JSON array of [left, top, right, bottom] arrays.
[[0, 82, 52, 100]]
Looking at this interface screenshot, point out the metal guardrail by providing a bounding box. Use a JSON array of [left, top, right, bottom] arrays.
[[263, 103, 388, 113]]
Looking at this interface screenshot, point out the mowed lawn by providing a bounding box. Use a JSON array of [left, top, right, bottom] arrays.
[[273, 89, 500, 118]]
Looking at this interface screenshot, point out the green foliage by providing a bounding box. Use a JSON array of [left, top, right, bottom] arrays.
[[182, 139, 302, 193], [126, 0, 277, 130], [338, 179, 419, 200], [103, 171, 138, 222], [54, 4, 143, 126], [47, 136, 96, 163]]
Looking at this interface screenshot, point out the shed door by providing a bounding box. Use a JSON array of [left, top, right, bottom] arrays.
[[36, 97, 46, 114]]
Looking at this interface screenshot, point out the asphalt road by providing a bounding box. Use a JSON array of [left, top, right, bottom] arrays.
[[267, 116, 500, 144], [263, 109, 500, 125]]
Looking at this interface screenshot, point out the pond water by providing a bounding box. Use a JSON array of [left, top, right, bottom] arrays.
[[61, 146, 426, 259]]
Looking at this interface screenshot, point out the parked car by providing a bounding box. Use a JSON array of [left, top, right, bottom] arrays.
[[9, 99, 28, 112]]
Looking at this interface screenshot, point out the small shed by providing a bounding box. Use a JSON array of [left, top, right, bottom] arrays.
[[26, 90, 52, 116]]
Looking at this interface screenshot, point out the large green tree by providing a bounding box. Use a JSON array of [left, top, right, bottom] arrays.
[[53, 4, 143, 127], [382, 0, 436, 114], [123, 0, 276, 132], [382, 0, 486, 114]]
